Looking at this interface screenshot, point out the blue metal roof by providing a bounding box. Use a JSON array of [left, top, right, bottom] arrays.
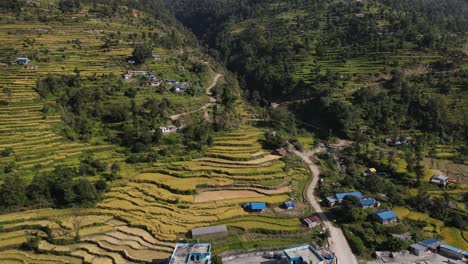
[[418, 238, 440, 247], [251, 202, 266, 210], [284, 201, 295, 208], [360, 198, 375, 206], [441, 244, 463, 253], [336, 192, 363, 200], [375, 210, 397, 220]]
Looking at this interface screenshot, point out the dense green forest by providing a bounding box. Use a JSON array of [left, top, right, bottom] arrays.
[[167, 0, 467, 142]]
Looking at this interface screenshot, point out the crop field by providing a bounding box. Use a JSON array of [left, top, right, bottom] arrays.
[[393, 206, 467, 249], [0, 2, 314, 262], [98, 126, 307, 242], [0, 4, 212, 181], [0, 125, 310, 261]]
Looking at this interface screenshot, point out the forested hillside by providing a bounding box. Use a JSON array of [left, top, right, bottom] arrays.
[[168, 0, 467, 142]]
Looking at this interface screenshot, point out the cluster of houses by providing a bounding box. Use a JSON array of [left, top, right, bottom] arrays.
[[409, 238, 467, 261], [384, 136, 414, 147], [168, 242, 336, 264], [122, 70, 194, 93], [168, 238, 467, 264], [241, 200, 296, 213], [325, 191, 399, 224], [326, 191, 380, 208]]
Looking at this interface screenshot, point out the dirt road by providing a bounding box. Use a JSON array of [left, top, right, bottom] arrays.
[[170, 73, 222, 121], [290, 146, 358, 264]]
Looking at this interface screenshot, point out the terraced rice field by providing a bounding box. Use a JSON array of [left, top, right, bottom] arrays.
[[0, 5, 311, 263], [98, 127, 306, 242], [394, 206, 468, 248], [0, 19, 132, 177], [0, 126, 309, 262]]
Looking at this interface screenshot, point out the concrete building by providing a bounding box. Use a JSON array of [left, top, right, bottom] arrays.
[[418, 238, 442, 252], [283, 244, 335, 264], [169, 243, 211, 264], [439, 245, 465, 260], [191, 225, 227, 239], [409, 243, 429, 256]]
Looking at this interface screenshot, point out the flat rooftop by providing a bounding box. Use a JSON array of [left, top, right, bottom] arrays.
[[170, 243, 211, 264], [284, 245, 323, 264]]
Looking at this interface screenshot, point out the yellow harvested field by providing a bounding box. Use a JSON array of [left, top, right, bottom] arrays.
[[194, 187, 291, 203], [134, 173, 234, 191]]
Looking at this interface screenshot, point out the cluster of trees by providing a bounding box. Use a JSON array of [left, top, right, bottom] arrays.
[[34, 75, 169, 151], [0, 0, 24, 12], [0, 166, 105, 212], [169, 0, 467, 144], [58, 0, 81, 13], [132, 43, 153, 64]]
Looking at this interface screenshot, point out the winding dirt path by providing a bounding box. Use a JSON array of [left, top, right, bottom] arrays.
[[170, 73, 222, 121], [290, 145, 358, 264]]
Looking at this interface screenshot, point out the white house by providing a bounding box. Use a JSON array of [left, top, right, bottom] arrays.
[[430, 175, 448, 187], [160, 125, 178, 133]]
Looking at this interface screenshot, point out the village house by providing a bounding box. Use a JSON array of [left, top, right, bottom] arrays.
[[430, 175, 449, 187], [175, 85, 186, 93], [160, 125, 178, 134], [384, 136, 413, 147], [122, 70, 148, 80], [301, 214, 321, 229], [146, 80, 162, 87], [16, 57, 30, 65], [360, 198, 379, 208], [283, 201, 295, 210], [242, 202, 266, 212], [152, 54, 162, 60], [373, 210, 398, 224], [166, 79, 178, 85], [362, 167, 377, 176], [283, 244, 335, 264], [326, 191, 363, 207], [439, 244, 466, 260], [275, 147, 288, 156], [169, 243, 211, 264]]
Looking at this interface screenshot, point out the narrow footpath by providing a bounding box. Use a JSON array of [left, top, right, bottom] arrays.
[[170, 73, 222, 121], [290, 145, 358, 264]]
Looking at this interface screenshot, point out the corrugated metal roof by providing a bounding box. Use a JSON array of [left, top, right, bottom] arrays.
[[336, 192, 363, 199], [251, 202, 266, 210], [441, 244, 463, 253], [418, 238, 441, 247], [375, 210, 397, 220], [191, 225, 227, 238], [360, 198, 375, 206]]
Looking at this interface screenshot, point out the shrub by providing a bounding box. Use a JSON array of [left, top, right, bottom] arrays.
[[0, 147, 13, 157], [21, 236, 40, 251]]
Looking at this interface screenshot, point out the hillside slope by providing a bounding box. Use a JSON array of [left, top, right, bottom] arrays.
[[168, 0, 467, 141]]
